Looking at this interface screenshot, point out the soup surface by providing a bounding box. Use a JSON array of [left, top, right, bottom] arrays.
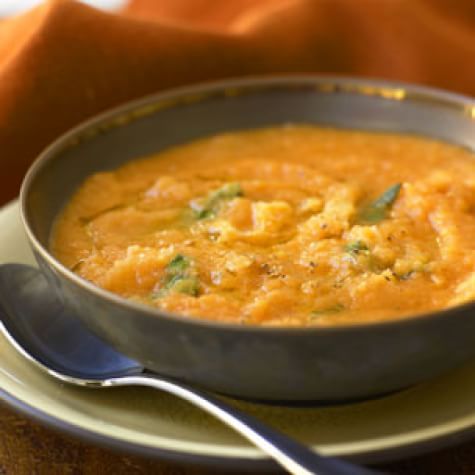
[[52, 126, 475, 325]]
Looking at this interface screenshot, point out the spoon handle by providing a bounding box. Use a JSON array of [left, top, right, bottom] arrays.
[[106, 374, 384, 475]]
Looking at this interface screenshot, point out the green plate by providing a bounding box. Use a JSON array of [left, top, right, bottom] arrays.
[[1, 200, 474, 468]]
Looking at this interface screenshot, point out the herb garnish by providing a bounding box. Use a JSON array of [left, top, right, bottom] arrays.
[[153, 254, 200, 297], [395, 270, 414, 281], [191, 182, 243, 219], [344, 240, 376, 268], [311, 304, 345, 318], [166, 254, 190, 275], [357, 183, 402, 224], [164, 275, 200, 296], [344, 240, 369, 254]]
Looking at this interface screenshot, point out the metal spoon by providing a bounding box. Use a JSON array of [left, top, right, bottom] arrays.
[[0, 264, 385, 475]]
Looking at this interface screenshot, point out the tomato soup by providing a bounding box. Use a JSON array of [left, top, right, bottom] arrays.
[[51, 126, 475, 325]]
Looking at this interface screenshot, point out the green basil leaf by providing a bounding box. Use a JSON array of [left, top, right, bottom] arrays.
[[358, 183, 402, 224], [165, 275, 200, 296], [192, 182, 243, 220], [166, 254, 190, 275], [153, 254, 200, 297], [311, 303, 345, 318], [344, 240, 369, 254]]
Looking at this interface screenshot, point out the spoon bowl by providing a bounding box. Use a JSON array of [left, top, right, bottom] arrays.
[[0, 263, 142, 382]]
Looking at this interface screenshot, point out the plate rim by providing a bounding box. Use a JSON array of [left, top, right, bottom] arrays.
[[1, 381, 475, 468]]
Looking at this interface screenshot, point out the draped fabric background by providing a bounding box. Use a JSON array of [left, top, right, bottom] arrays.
[[0, 0, 474, 203]]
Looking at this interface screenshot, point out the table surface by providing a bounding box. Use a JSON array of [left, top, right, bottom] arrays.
[[1, 402, 474, 474]]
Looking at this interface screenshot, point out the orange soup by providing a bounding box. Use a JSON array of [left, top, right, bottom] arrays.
[[51, 126, 475, 325]]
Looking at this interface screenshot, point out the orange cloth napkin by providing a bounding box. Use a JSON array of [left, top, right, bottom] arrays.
[[0, 0, 474, 203]]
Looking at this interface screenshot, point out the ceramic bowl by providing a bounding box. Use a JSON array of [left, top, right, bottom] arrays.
[[20, 76, 475, 401]]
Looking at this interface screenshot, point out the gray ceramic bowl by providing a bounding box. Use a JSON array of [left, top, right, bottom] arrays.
[[20, 76, 475, 402]]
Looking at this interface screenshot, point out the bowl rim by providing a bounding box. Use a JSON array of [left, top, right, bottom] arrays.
[[20, 74, 475, 334]]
